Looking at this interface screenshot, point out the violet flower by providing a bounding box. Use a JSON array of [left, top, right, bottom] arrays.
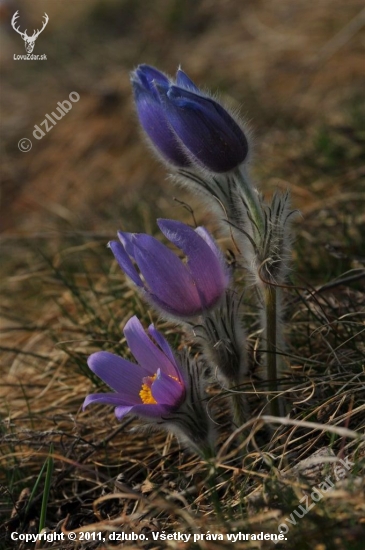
[[109, 219, 230, 319], [83, 316, 184, 419], [131, 64, 248, 173], [83, 316, 215, 457]]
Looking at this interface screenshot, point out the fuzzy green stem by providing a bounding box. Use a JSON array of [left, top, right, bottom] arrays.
[[199, 443, 217, 461], [236, 166, 265, 236], [265, 286, 281, 417], [231, 391, 249, 428]]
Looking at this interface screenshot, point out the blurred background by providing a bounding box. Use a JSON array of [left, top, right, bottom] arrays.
[[1, 0, 364, 237]]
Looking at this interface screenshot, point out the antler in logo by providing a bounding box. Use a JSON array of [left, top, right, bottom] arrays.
[[11, 11, 49, 53]]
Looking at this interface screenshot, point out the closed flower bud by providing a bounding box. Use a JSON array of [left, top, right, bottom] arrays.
[[131, 65, 191, 168], [131, 64, 248, 173]]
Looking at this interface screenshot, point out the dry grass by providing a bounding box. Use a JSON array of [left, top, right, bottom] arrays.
[[1, 1, 365, 548]]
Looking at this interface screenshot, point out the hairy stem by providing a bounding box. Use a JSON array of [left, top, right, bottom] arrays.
[[230, 391, 249, 428], [236, 165, 264, 236], [265, 285, 281, 416]]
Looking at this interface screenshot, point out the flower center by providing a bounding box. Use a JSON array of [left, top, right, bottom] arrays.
[[139, 372, 181, 405], [139, 374, 158, 404]]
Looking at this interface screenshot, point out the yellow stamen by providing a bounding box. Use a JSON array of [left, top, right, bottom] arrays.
[[139, 374, 157, 405]]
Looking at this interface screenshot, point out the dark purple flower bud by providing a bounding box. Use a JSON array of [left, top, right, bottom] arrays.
[[157, 84, 248, 173], [131, 64, 249, 173], [131, 65, 191, 168], [109, 219, 230, 319]]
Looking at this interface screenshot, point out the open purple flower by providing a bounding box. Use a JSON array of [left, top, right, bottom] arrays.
[[83, 316, 185, 419], [83, 316, 216, 457], [131, 64, 248, 173], [109, 219, 230, 319]]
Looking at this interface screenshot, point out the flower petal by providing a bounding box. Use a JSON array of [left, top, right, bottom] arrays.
[[83, 392, 136, 409], [131, 80, 191, 167], [87, 351, 149, 397], [169, 85, 246, 144], [157, 219, 229, 308], [124, 316, 178, 377], [132, 234, 202, 313], [117, 403, 171, 419], [133, 64, 170, 99], [114, 405, 134, 419], [158, 85, 248, 172], [109, 240, 143, 288], [117, 231, 137, 257], [175, 68, 200, 92], [194, 226, 222, 254], [147, 324, 179, 377], [151, 370, 185, 407], [144, 293, 200, 318]]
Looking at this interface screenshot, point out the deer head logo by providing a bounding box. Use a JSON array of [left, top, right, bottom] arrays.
[[11, 11, 49, 53]]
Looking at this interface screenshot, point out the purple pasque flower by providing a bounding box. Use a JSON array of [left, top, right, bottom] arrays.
[[83, 316, 185, 420], [131, 64, 248, 173], [83, 316, 216, 457], [109, 219, 230, 319], [131, 65, 191, 168]]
